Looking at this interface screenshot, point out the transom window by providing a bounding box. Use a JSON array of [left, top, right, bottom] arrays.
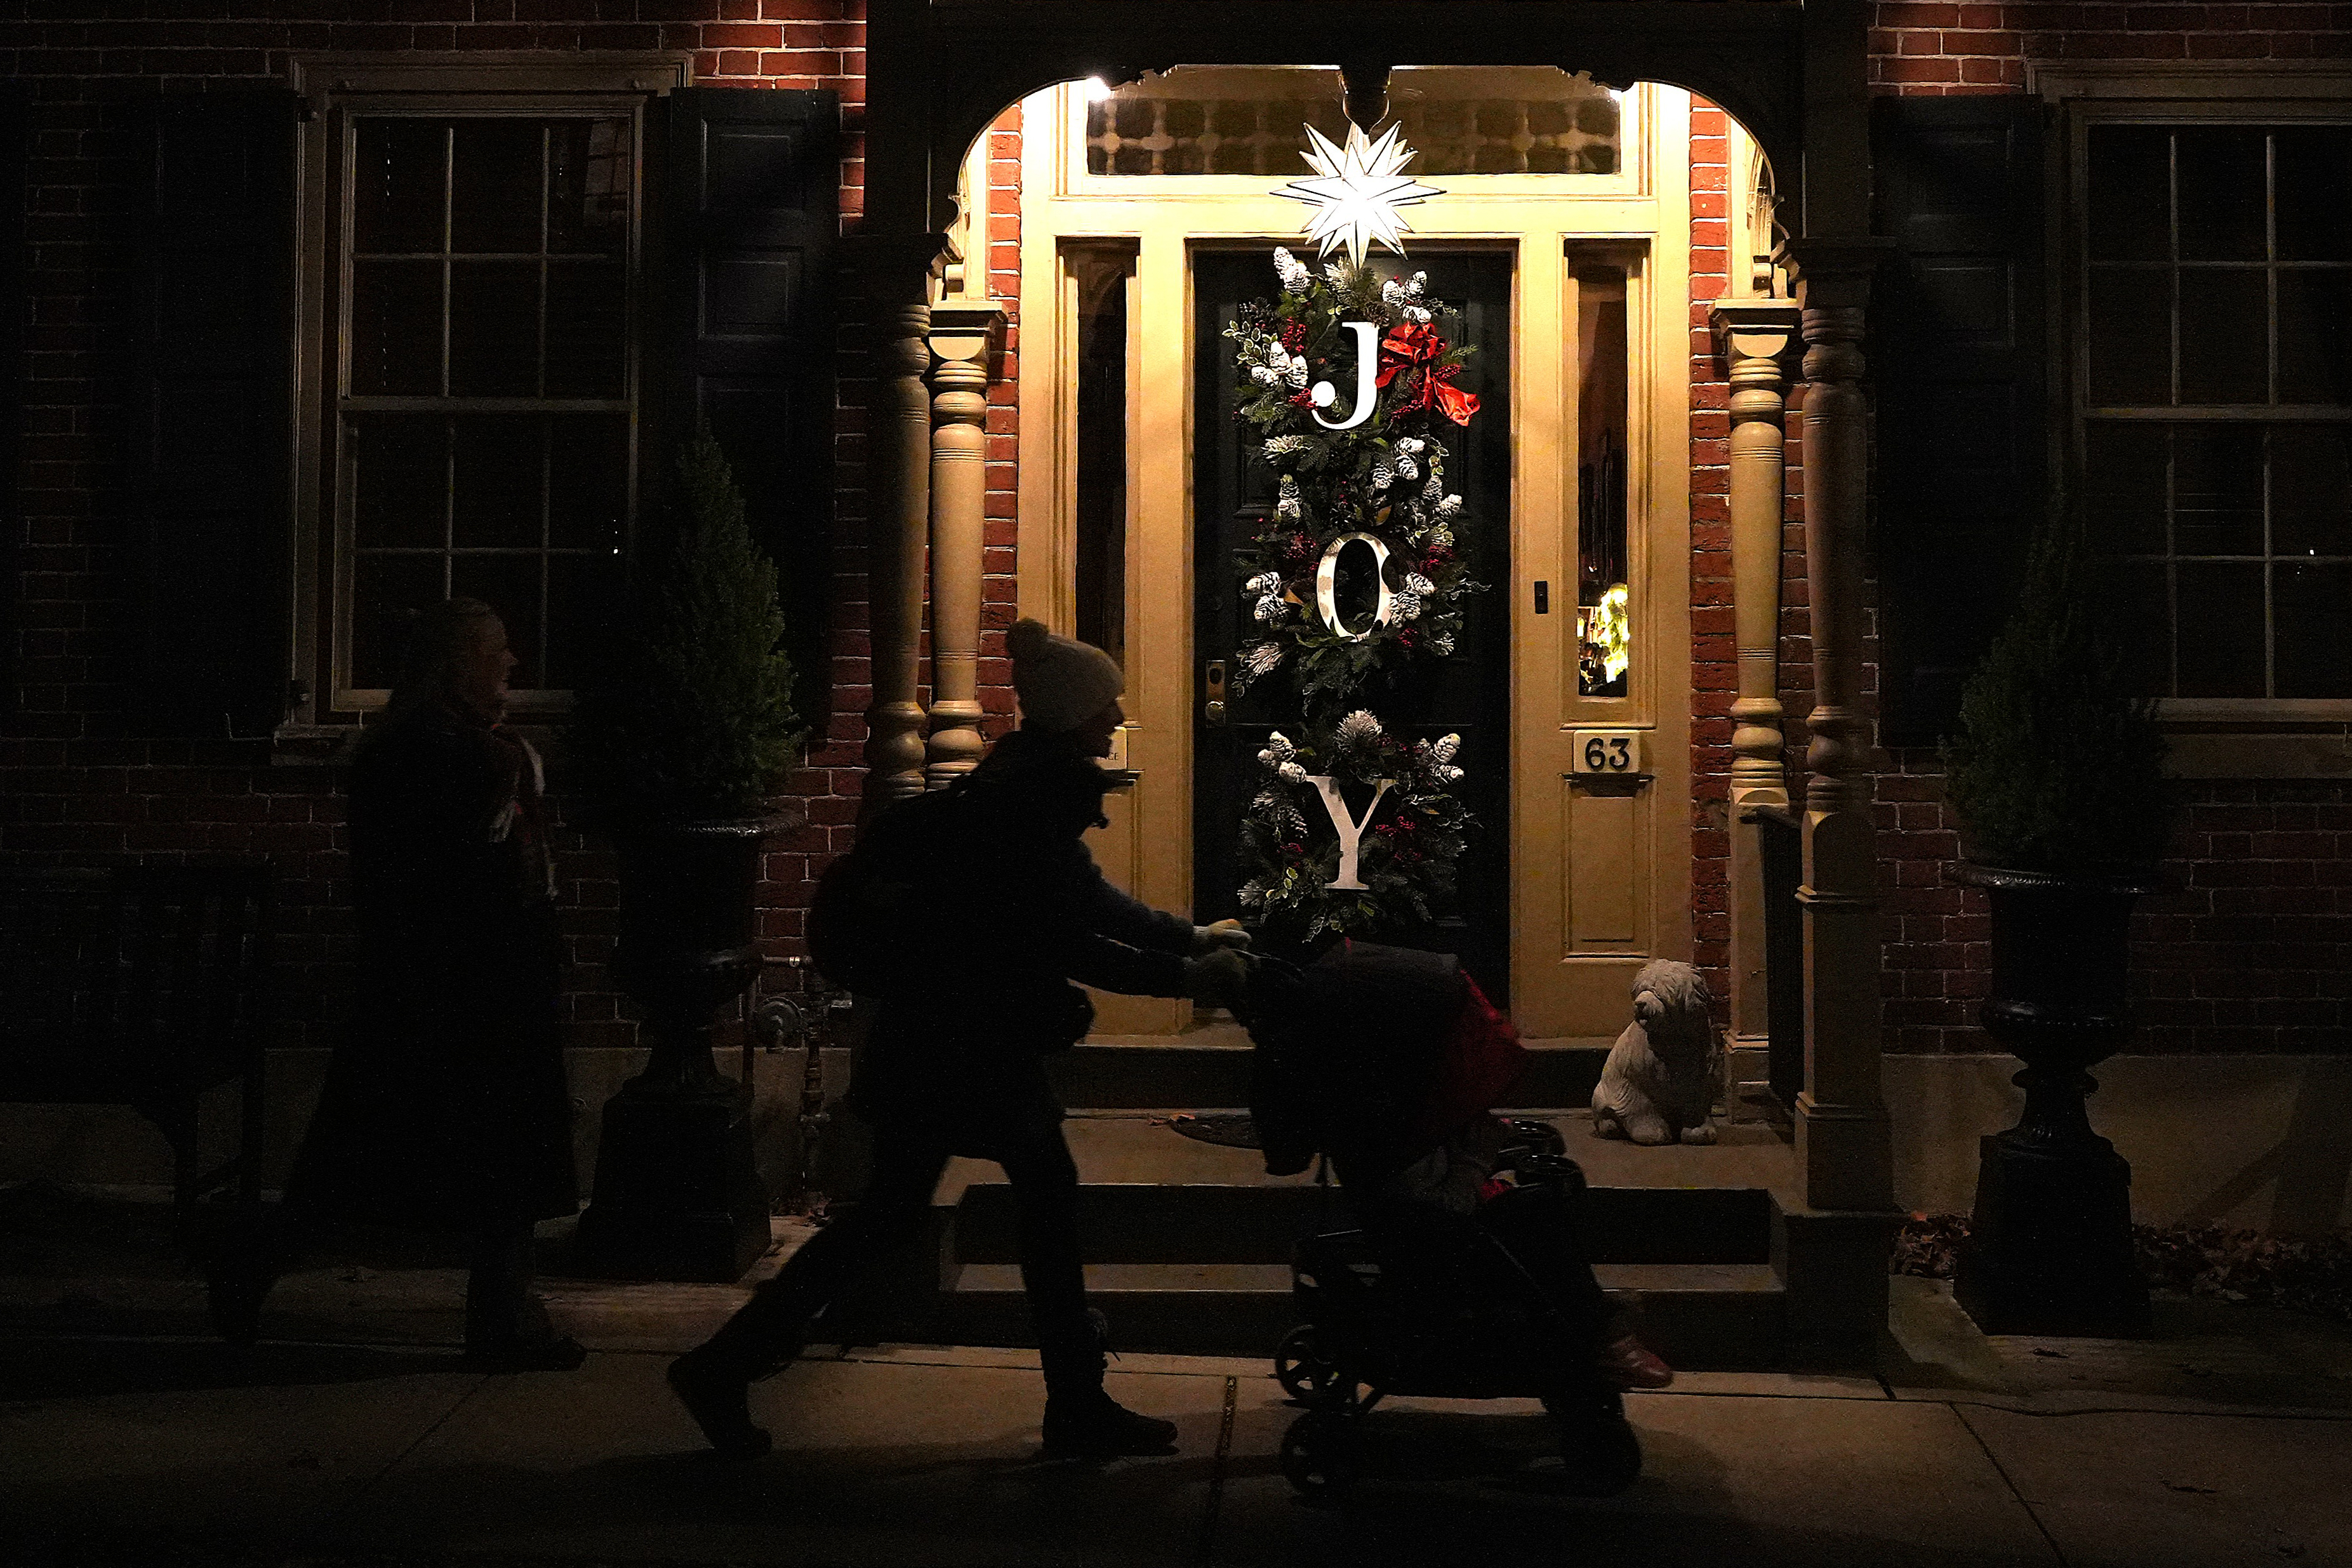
[[1085, 66, 1621, 178], [2078, 121, 2352, 702], [335, 112, 635, 701]]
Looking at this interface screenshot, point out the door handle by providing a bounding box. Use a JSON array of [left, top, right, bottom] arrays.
[[1204, 658, 1228, 724]]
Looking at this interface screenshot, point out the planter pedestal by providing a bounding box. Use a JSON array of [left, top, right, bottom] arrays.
[[1951, 865, 2153, 1336], [576, 816, 792, 1283]]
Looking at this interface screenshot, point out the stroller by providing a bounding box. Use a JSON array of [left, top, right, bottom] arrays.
[[1244, 941, 1644, 1501]]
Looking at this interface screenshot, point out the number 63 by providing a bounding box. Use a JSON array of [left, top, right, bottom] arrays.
[[1583, 736, 1633, 771]]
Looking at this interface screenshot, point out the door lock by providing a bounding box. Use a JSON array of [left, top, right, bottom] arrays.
[[1204, 658, 1228, 724]]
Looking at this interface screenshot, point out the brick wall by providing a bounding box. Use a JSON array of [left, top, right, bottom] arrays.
[[6, 18, 2349, 1062], [1867, 3, 2352, 1053], [0, 1, 874, 1054], [1870, 0, 2352, 92]]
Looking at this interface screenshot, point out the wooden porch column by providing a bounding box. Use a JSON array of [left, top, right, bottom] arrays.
[[924, 303, 1005, 789], [1786, 240, 1895, 1214], [853, 237, 950, 812], [1711, 298, 1802, 1105]]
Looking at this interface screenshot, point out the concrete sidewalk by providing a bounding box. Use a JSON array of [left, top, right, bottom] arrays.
[[6, 1184, 2352, 1567], [8, 1304, 2352, 1568]]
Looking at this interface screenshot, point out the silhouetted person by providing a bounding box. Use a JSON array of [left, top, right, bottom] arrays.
[[668, 618, 1249, 1460], [272, 597, 584, 1369]]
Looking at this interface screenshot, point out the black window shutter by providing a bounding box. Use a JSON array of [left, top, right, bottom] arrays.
[[1870, 95, 2048, 747], [128, 91, 295, 738], [658, 88, 839, 734]]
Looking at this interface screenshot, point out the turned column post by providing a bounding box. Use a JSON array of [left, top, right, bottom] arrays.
[[853, 236, 950, 814], [1787, 240, 1896, 1214], [924, 304, 1005, 789], [1710, 298, 1802, 1100]]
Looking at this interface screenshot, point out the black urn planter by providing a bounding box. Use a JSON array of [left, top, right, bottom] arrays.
[[1950, 863, 2156, 1336], [576, 813, 795, 1282]]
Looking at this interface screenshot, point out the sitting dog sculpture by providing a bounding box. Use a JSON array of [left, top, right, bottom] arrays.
[[1591, 960, 1721, 1146]]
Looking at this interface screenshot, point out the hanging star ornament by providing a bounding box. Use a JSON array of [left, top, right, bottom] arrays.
[[1275, 122, 1445, 270]]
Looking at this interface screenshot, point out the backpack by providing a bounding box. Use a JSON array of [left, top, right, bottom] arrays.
[[806, 786, 969, 997]]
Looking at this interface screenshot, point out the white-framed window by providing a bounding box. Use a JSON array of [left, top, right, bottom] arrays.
[[2045, 65, 2352, 727], [286, 56, 684, 729]]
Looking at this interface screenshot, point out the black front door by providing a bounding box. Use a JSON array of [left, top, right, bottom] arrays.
[[1190, 247, 1513, 1002]]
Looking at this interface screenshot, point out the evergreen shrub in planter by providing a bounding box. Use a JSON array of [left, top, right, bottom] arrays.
[[570, 424, 806, 1279], [1940, 512, 2173, 1334]]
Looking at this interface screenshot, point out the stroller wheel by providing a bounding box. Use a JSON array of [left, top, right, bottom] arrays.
[[1545, 1388, 1641, 1496], [1275, 1325, 1357, 1409], [1280, 1411, 1359, 1501]]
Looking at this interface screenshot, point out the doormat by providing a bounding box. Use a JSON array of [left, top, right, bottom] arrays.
[[1162, 1113, 1261, 1150]]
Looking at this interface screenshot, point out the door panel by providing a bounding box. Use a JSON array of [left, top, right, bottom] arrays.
[[1189, 248, 1513, 1002]]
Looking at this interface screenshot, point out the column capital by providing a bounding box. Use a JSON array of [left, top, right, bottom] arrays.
[[1708, 296, 1803, 361], [926, 300, 1006, 367]]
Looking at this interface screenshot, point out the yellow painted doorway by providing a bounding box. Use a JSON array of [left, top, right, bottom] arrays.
[[1011, 72, 1694, 1043]]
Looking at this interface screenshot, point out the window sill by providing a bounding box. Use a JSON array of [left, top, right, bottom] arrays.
[[2160, 726, 2352, 780]]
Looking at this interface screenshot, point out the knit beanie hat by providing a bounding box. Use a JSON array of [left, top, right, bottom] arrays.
[[1006, 617, 1124, 732]]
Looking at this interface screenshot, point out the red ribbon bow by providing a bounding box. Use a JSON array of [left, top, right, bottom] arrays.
[[1376, 323, 1481, 426]]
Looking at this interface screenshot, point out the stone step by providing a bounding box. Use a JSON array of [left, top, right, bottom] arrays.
[[1053, 1032, 1614, 1110], [947, 1180, 1777, 1267], [938, 1260, 1788, 1369]]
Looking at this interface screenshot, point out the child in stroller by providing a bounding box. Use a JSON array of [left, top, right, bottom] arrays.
[[1244, 940, 1670, 1498]]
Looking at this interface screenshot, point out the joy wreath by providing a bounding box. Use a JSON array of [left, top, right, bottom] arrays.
[[1223, 251, 1485, 944]]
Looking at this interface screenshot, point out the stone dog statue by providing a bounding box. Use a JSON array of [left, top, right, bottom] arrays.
[[1591, 960, 1721, 1146]]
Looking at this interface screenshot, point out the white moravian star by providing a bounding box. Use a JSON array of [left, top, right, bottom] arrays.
[[1275, 122, 1445, 270]]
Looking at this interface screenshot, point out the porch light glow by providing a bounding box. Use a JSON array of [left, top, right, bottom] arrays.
[[1274, 122, 1444, 269]]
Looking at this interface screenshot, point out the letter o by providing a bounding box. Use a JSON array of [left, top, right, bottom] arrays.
[[1315, 532, 1395, 642]]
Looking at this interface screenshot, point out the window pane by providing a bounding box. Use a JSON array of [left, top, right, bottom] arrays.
[[349, 258, 442, 396], [2277, 270, 2352, 405], [1576, 267, 1631, 697], [547, 413, 630, 551], [2084, 423, 2169, 554], [2177, 270, 2269, 404], [351, 554, 446, 688], [2174, 425, 2266, 555], [2275, 561, 2352, 697], [544, 553, 627, 689], [452, 415, 543, 548], [2272, 426, 2352, 557], [2175, 128, 2268, 263], [448, 260, 540, 395], [1071, 246, 1130, 668], [450, 553, 544, 689], [2275, 128, 2352, 262], [354, 119, 444, 255], [2087, 126, 2172, 263], [2173, 561, 2267, 696], [450, 119, 543, 255], [2087, 269, 2172, 404], [543, 261, 627, 397], [548, 119, 629, 256], [351, 413, 446, 548], [2113, 559, 2173, 696]]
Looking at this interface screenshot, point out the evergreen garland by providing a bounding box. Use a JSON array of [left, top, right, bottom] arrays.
[[1225, 250, 1485, 943]]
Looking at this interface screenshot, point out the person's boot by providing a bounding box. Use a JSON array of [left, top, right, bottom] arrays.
[[667, 1345, 774, 1459], [1040, 1388, 1179, 1460]]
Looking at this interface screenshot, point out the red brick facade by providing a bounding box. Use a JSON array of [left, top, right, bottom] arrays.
[[2, 6, 2347, 1060]]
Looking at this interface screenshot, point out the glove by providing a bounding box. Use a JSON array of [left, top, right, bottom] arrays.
[[1190, 919, 1252, 955], [1182, 947, 1251, 1010]]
